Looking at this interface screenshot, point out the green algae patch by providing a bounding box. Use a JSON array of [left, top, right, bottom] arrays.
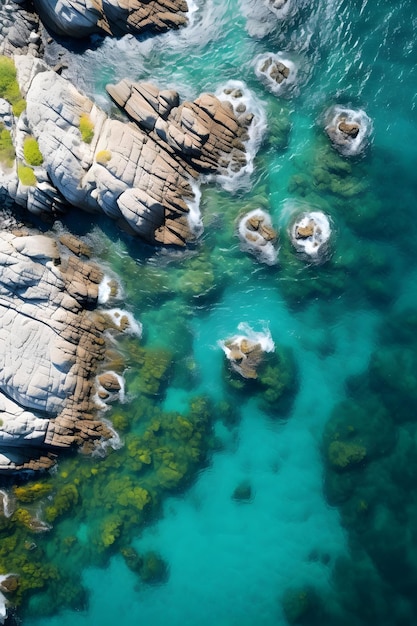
[[328, 440, 366, 470], [0, 55, 26, 116], [44, 484, 79, 523], [121, 547, 169, 584], [0, 123, 15, 168], [79, 113, 94, 143], [23, 136, 43, 166], [127, 344, 173, 397], [0, 389, 214, 618], [17, 162, 37, 187], [95, 149, 112, 164], [232, 481, 253, 502], [13, 483, 52, 503]]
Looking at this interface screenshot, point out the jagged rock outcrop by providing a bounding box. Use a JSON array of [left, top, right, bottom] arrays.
[[0, 0, 43, 57], [0, 222, 130, 472], [1, 56, 255, 246], [31, 0, 189, 38]]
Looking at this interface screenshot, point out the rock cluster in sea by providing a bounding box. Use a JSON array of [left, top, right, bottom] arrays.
[[0, 0, 261, 473], [238, 208, 278, 265], [0, 54, 254, 246]]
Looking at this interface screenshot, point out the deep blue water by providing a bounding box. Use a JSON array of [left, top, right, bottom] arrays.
[[6, 0, 417, 624]]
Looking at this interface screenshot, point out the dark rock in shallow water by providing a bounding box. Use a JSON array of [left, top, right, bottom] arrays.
[[232, 481, 253, 502]]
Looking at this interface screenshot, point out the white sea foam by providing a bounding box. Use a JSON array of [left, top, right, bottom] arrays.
[[0, 574, 10, 626], [239, 0, 296, 38], [238, 208, 279, 266], [214, 80, 267, 192], [186, 180, 204, 238], [91, 417, 124, 457], [219, 322, 275, 359], [254, 53, 298, 97], [98, 274, 116, 304], [324, 105, 372, 156], [0, 490, 13, 518], [104, 308, 143, 337]]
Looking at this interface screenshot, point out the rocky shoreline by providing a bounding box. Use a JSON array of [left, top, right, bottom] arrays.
[[0, 217, 132, 472], [0, 0, 258, 478]]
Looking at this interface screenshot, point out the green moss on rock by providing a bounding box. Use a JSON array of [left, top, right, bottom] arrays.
[[23, 137, 43, 166], [0, 123, 15, 168], [0, 55, 26, 116]]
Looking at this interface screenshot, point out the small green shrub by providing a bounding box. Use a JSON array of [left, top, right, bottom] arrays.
[[95, 149, 111, 164], [0, 123, 15, 168], [79, 113, 94, 143], [17, 162, 37, 187], [0, 55, 26, 116], [23, 136, 43, 166]]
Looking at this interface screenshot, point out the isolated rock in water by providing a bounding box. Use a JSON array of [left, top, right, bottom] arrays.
[[238, 208, 278, 265], [0, 224, 133, 472], [219, 323, 275, 379], [325, 106, 372, 156], [254, 53, 297, 96], [0, 56, 256, 247], [32, 0, 189, 38], [290, 211, 331, 260]]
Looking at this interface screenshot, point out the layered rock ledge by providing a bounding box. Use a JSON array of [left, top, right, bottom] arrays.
[[31, 0, 189, 39], [1, 55, 255, 246], [0, 222, 130, 472]]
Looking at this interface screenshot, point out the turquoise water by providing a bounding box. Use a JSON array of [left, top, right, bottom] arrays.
[[9, 0, 417, 624]]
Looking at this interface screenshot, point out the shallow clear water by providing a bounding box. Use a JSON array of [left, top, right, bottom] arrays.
[[12, 0, 417, 624]]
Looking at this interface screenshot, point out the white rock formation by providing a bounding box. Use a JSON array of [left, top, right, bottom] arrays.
[[0, 226, 135, 471]]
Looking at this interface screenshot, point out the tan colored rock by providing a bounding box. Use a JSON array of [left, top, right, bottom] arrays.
[[59, 233, 92, 257], [295, 221, 315, 239], [338, 120, 360, 138]]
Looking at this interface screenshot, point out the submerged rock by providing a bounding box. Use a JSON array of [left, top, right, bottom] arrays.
[[325, 106, 372, 156], [0, 224, 134, 472]]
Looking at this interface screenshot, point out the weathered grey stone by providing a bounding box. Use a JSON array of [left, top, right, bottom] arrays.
[[0, 226, 132, 471]]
